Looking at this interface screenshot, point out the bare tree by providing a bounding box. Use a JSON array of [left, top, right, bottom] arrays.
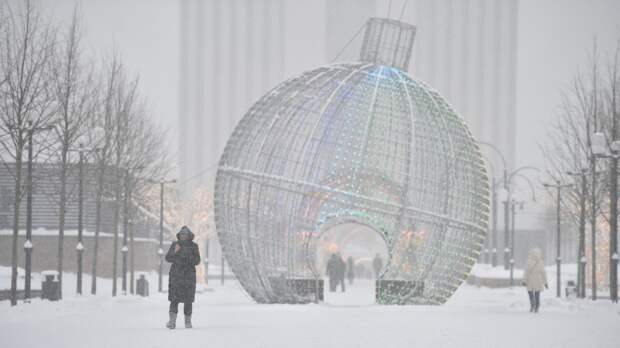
[[90, 55, 121, 295], [120, 105, 169, 293], [109, 66, 139, 296], [542, 38, 620, 294], [0, 0, 56, 306], [45, 7, 96, 299], [542, 47, 608, 223]]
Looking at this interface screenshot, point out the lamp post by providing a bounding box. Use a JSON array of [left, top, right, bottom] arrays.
[[156, 179, 176, 292], [477, 141, 507, 268], [122, 170, 130, 295], [613, 253, 619, 302], [509, 199, 525, 286], [21, 121, 54, 301], [120, 166, 146, 295], [543, 180, 572, 298], [580, 256, 587, 298], [567, 168, 591, 299], [129, 217, 135, 295], [591, 131, 620, 302], [121, 244, 128, 295], [499, 166, 540, 272], [70, 143, 99, 295], [77, 147, 84, 295]]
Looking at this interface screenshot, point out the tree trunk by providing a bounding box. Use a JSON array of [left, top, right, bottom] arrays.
[[10, 154, 23, 307], [57, 163, 67, 300], [91, 163, 105, 295], [111, 168, 121, 296]]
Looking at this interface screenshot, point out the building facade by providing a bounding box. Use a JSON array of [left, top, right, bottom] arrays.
[[0, 163, 169, 276], [179, 0, 518, 181], [178, 0, 286, 188]]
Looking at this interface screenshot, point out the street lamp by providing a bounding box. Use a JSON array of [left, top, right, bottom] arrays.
[[153, 179, 176, 292], [590, 131, 620, 302], [21, 121, 54, 301], [75, 241, 84, 294], [129, 217, 135, 295], [477, 141, 507, 268], [501, 166, 541, 270], [87, 126, 106, 296], [70, 142, 99, 295], [567, 167, 592, 299], [579, 255, 588, 298], [543, 180, 572, 298], [509, 199, 525, 286], [23, 239, 33, 302], [121, 245, 128, 295], [496, 167, 540, 272]]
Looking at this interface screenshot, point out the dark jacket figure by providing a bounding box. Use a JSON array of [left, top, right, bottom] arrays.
[[326, 254, 340, 292], [372, 253, 383, 279], [336, 253, 346, 292], [346, 256, 355, 285], [165, 226, 201, 329], [326, 253, 346, 292]]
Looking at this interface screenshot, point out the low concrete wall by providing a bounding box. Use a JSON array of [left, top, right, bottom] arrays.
[[0, 234, 171, 278]]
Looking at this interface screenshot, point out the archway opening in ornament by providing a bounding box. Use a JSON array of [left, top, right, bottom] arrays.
[[312, 222, 390, 306]]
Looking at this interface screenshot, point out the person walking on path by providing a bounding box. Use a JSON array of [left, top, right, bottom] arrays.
[[372, 253, 383, 279], [522, 248, 548, 313], [346, 256, 355, 285], [165, 226, 201, 329], [326, 253, 340, 292], [336, 253, 346, 292]]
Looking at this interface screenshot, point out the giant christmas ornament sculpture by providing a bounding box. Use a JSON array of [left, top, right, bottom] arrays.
[[215, 18, 489, 305]]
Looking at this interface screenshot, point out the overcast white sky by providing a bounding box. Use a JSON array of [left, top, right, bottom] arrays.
[[39, 0, 620, 179]]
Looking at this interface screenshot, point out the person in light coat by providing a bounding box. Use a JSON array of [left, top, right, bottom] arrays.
[[522, 248, 548, 313]]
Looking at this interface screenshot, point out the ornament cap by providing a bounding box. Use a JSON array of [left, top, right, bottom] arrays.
[[360, 17, 416, 71]]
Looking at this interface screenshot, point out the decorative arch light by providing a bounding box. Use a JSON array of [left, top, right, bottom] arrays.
[[214, 18, 490, 305]]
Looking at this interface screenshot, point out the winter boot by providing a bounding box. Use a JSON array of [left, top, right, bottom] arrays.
[[166, 312, 177, 329], [184, 315, 192, 329]]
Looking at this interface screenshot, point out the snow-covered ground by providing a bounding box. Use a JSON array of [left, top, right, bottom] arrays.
[[1, 268, 619, 348]]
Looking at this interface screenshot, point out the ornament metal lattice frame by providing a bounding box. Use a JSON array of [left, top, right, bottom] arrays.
[[214, 18, 489, 305]]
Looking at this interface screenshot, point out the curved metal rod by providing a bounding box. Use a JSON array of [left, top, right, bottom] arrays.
[[507, 166, 542, 187], [476, 141, 507, 175], [510, 173, 538, 202]]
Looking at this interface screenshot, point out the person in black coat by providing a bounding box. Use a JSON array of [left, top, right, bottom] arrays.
[[165, 226, 201, 329], [336, 253, 346, 292], [372, 253, 383, 279], [346, 256, 355, 285], [326, 254, 340, 292]]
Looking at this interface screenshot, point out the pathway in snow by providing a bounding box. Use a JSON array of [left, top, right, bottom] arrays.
[[1, 270, 619, 348]]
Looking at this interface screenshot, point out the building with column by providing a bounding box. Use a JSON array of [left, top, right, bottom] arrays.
[[180, 0, 519, 182], [178, 0, 286, 187], [401, 0, 519, 172]]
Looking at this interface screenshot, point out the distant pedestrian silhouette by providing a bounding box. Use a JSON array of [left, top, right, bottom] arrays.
[[346, 256, 355, 285], [372, 253, 383, 279]]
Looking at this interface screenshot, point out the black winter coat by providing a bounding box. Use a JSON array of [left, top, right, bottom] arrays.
[[166, 240, 201, 303]]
